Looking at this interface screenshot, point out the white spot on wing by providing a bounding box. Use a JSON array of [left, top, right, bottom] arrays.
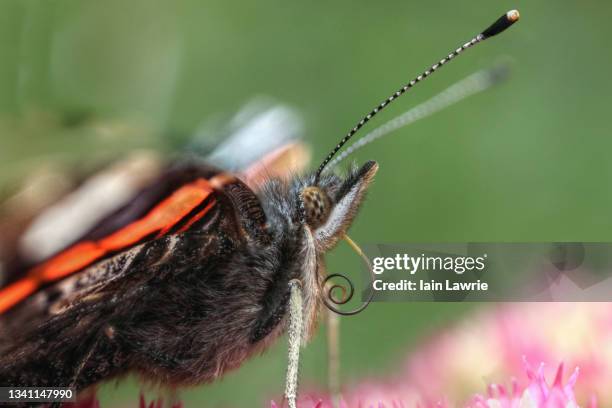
[[19, 153, 160, 262]]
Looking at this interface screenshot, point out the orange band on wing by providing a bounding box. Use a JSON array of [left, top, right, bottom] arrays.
[[0, 178, 215, 314], [0, 278, 38, 315]]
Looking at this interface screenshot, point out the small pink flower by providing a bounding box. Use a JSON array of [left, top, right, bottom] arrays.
[[274, 361, 594, 408], [467, 361, 593, 408]]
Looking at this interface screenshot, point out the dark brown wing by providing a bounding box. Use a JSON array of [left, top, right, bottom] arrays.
[[0, 162, 221, 314], [0, 161, 226, 388], [0, 216, 228, 390]]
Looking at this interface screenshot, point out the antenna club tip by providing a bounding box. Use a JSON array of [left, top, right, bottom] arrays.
[[507, 9, 520, 23], [481, 9, 520, 39]]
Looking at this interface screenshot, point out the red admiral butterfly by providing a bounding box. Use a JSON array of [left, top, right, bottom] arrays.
[[0, 10, 519, 407]]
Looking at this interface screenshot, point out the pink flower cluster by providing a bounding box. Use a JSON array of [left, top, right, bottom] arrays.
[[404, 303, 609, 405], [276, 303, 609, 407], [272, 361, 590, 408]]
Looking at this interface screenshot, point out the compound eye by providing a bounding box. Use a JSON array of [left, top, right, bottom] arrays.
[[301, 186, 331, 228]]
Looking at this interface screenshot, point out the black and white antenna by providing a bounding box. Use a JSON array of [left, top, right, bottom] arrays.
[[328, 63, 511, 168], [314, 9, 520, 181]]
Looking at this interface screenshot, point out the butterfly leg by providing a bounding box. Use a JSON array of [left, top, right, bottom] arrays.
[[284, 279, 303, 408], [326, 310, 340, 406]]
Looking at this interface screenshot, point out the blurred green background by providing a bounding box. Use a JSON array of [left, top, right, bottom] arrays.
[[1, 0, 611, 406]]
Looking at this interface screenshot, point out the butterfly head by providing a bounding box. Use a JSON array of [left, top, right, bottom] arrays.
[[299, 160, 378, 251]]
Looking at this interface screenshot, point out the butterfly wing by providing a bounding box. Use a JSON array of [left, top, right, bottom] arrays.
[[0, 163, 219, 314], [0, 228, 228, 389]]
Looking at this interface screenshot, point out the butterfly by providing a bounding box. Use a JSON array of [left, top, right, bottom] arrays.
[[0, 10, 518, 407]]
